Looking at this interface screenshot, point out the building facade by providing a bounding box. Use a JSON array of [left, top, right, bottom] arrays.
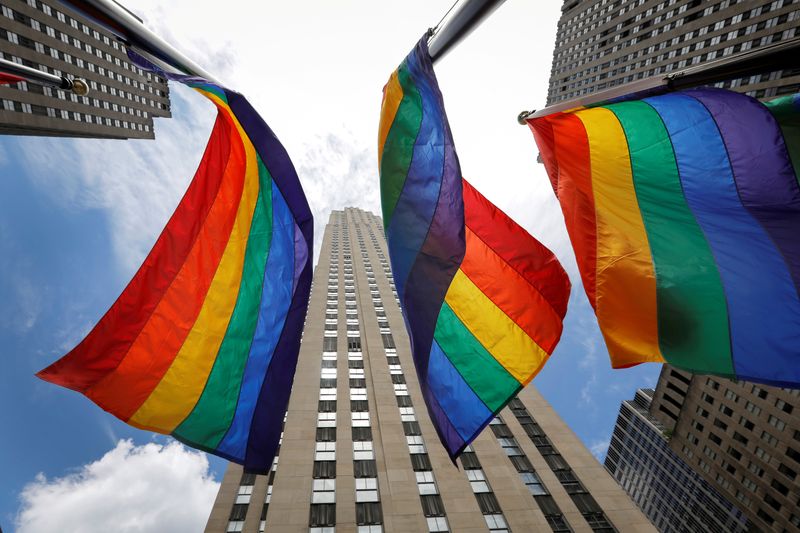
[[205, 208, 654, 533], [547, 0, 800, 105], [648, 366, 800, 531], [0, 0, 170, 138], [605, 388, 754, 532]]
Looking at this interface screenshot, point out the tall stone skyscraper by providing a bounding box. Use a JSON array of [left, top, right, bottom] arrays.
[[0, 0, 171, 138], [648, 366, 800, 531], [547, 0, 800, 105], [605, 388, 754, 532], [204, 208, 653, 533]]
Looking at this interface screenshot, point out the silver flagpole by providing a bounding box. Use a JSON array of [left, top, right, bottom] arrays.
[[0, 56, 89, 95], [428, 0, 506, 64], [65, 0, 222, 84]]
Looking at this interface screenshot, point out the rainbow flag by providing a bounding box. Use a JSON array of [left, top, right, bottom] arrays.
[[379, 36, 570, 459], [37, 69, 313, 473], [528, 88, 800, 387]]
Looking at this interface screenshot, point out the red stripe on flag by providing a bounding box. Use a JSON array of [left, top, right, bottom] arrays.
[[84, 105, 247, 419], [37, 111, 236, 392], [529, 114, 597, 308], [462, 179, 571, 319], [460, 227, 565, 353]]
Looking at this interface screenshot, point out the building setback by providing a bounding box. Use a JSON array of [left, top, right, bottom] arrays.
[[204, 208, 654, 533], [547, 0, 800, 106], [649, 366, 800, 531], [0, 0, 170, 138], [605, 388, 754, 532]]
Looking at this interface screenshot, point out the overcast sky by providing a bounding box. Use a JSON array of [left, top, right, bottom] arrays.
[[0, 1, 659, 530]]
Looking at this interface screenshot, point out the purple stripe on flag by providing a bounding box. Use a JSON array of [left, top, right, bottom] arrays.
[[226, 90, 313, 473], [690, 88, 800, 295]]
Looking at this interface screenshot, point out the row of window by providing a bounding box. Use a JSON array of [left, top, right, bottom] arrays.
[[1, 2, 169, 106], [504, 398, 616, 532], [607, 393, 755, 533], [0, 96, 150, 130], [549, 0, 800, 102], [11, 0, 166, 84], [678, 374, 800, 529], [555, 0, 795, 69]]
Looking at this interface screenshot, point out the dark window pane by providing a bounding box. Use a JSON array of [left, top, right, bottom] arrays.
[[490, 424, 514, 438], [318, 400, 337, 412], [316, 427, 336, 442], [410, 453, 432, 471], [460, 452, 482, 470], [230, 503, 248, 521], [354, 460, 378, 477], [543, 454, 570, 471], [509, 455, 534, 473], [403, 421, 421, 435], [352, 427, 373, 441], [535, 495, 562, 516], [351, 400, 369, 412], [571, 492, 601, 514], [396, 395, 413, 407], [313, 461, 336, 479], [309, 503, 336, 527], [420, 494, 445, 517], [356, 502, 383, 525], [476, 492, 501, 514]]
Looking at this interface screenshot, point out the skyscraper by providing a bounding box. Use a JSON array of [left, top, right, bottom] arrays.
[[605, 388, 753, 532], [547, 0, 800, 106], [0, 0, 170, 138], [648, 366, 800, 531], [205, 207, 653, 533]]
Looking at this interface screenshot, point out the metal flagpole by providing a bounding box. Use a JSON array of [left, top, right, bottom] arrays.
[[519, 35, 800, 122], [0, 56, 89, 95], [428, 0, 507, 64], [64, 0, 222, 84]]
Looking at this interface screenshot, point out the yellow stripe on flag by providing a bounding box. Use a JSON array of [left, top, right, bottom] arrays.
[[444, 269, 549, 385], [129, 94, 261, 432]]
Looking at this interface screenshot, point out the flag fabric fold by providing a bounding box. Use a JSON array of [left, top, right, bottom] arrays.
[[37, 59, 313, 473], [379, 36, 571, 459], [528, 88, 800, 388]]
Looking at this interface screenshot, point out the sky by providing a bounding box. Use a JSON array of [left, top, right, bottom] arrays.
[[0, 1, 659, 530]]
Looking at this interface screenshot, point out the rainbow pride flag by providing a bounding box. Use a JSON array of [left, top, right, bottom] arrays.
[[528, 88, 800, 387], [379, 36, 570, 459], [37, 71, 313, 473]]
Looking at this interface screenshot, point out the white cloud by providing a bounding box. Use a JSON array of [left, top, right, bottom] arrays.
[[16, 439, 219, 533], [589, 437, 610, 461], [295, 129, 380, 262]]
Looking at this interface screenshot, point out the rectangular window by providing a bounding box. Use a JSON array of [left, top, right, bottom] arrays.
[[354, 441, 374, 460], [309, 503, 336, 528], [467, 470, 491, 493], [521, 472, 548, 496], [352, 412, 370, 427], [416, 471, 438, 495], [315, 442, 336, 461], [312, 479, 336, 504], [355, 478, 379, 502]]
